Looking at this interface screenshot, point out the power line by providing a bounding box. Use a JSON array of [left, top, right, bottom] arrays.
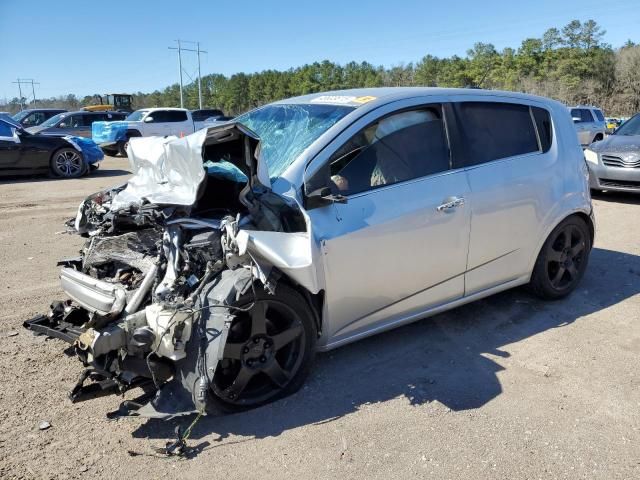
[[168, 40, 207, 109], [12, 78, 40, 110]]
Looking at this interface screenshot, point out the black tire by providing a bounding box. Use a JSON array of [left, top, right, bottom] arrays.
[[593, 134, 604, 142], [50, 148, 86, 178], [207, 283, 317, 412], [101, 147, 118, 157], [118, 131, 141, 157], [529, 216, 591, 300]]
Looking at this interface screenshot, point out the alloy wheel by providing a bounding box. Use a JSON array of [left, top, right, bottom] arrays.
[[545, 224, 587, 290], [212, 298, 306, 406], [54, 150, 83, 177]]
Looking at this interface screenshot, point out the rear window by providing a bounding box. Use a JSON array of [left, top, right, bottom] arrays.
[[192, 109, 223, 121], [453, 102, 540, 167]]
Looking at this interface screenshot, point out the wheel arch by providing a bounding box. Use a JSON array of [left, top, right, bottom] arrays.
[[273, 272, 324, 339], [527, 208, 594, 279]]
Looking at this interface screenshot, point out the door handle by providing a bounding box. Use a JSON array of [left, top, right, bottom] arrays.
[[437, 196, 465, 212]]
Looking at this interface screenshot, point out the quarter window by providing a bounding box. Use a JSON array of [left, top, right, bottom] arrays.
[[328, 106, 450, 195], [532, 107, 553, 153], [453, 102, 539, 167], [593, 109, 605, 122]]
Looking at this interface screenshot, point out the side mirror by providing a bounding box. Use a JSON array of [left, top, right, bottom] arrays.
[[305, 186, 348, 210], [144, 116, 153, 123], [572, 117, 581, 123]]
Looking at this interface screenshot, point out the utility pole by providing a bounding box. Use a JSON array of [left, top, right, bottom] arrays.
[[12, 78, 40, 110], [168, 40, 207, 109], [197, 42, 203, 110]]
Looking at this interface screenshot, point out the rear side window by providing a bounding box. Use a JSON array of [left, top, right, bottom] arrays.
[[453, 102, 539, 167], [532, 107, 553, 153], [571, 108, 593, 123], [165, 110, 188, 122], [593, 109, 605, 122]]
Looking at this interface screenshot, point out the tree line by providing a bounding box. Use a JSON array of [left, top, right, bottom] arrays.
[[3, 20, 640, 117]]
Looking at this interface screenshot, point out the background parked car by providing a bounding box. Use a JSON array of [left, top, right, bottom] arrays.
[[92, 107, 198, 156], [605, 117, 622, 134], [26, 111, 126, 138], [12, 108, 67, 127], [584, 112, 640, 193], [192, 108, 225, 130], [569, 105, 606, 147], [0, 115, 103, 178]]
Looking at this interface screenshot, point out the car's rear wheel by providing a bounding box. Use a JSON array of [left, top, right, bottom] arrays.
[[529, 216, 591, 300], [50, 148, 86, 178], [208, 283, 317, 412], [593, 133, 604, 142]]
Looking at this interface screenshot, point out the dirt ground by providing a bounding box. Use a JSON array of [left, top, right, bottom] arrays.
[[0, 156, 638, 479]]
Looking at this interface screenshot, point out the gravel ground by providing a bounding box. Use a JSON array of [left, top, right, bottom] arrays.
[[0, 157, 638, 479]]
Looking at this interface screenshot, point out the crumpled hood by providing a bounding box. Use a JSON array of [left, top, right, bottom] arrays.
[[590, 134, 640, 156], [109, 122, 268, 211]]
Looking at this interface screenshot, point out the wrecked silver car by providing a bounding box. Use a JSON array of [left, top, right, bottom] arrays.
[[25, 88, 593, 423]]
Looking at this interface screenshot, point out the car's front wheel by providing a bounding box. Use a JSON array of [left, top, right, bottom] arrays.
[[208, 283, 317, 412], [50, 148, 86, 178], [529, 216, 591, 300]]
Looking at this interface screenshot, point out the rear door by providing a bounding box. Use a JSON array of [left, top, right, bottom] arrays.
[[450, 98, 558, 294], [165, 110, 192, 136], [305, 99, 471, 346]]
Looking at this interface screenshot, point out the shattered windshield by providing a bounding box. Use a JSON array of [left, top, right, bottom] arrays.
[[237, 103, 355, 178], [614, 114, 640, 136]]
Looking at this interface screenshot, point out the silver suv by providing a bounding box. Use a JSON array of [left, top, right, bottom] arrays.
[[569, 106, 606, 147], [27, 88, 594, 417]]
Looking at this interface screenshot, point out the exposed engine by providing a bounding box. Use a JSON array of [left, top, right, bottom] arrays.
[[24, 123, 310, 420]]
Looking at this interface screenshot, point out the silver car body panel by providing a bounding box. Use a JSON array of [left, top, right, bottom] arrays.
[[278, 89, 590, 350]]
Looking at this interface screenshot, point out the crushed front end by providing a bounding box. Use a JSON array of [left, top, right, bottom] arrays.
[[24, 123, 313, 418]]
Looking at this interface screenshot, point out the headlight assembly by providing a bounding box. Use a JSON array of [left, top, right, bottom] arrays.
[[584, 149, 599, 164]]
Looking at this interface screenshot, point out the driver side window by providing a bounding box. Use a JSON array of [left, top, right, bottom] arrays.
[[328, 106, 451, 195]]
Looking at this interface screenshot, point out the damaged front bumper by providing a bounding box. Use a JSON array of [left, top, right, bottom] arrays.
[[24, 121, 317, 419]]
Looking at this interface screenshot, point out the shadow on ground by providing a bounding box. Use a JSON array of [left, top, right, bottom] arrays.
[[131, 247, 640, 445]]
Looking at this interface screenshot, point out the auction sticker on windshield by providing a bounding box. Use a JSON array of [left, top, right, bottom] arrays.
[[310, 95, 377, 105]]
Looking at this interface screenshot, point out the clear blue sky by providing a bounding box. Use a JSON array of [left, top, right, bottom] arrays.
[[1, 0, 638, 101]]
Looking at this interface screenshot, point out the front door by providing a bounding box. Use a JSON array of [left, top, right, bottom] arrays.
[[306, 104, 471, 347]]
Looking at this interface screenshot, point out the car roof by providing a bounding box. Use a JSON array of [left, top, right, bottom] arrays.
[[62, 110, 125, 115], [141, 107, 188, 111], [273, 87, 557, 108], [20, 108, 67, 113]]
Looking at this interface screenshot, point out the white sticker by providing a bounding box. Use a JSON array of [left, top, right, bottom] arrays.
[[310, 95, 357, 105]]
